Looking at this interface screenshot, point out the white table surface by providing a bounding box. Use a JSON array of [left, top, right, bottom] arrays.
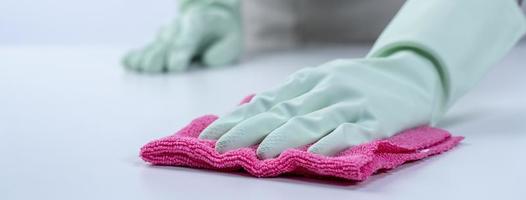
[[1, 44, 525, 200]]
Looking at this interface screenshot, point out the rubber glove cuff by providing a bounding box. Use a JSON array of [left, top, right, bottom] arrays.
[[368, 0, 526, 124]]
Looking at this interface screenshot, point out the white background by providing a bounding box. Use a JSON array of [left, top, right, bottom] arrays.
[[0, 0, 176, 45]]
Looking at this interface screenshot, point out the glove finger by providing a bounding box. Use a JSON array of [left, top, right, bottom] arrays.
[[266, 84, 350, 118], [202, 33, 242, 67], [198, 94, 284, 140], [308, 122, 379, 156], [199, 69, 322, 140], [215, 85, 348, 153], [163, 17, 205, 72], [166, 48, 193, 72], [215, 112, 287, 153], [256, 102, 363, 159], [122, 50, 143, 70], [138, 44, 168, 73], [216, 85, 346, 152]]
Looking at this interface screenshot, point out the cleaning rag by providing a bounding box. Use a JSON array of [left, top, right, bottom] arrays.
[[140, 96, 463, 181]]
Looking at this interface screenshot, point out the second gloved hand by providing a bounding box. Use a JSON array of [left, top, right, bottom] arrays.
[[199, 50, 443, 159], [123, 0, 242, 73]]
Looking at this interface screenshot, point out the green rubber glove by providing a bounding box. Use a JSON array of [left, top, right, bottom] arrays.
[[201, 51, 441, 158], [123, 0, 242, 73], [200, 0, 526, 159]]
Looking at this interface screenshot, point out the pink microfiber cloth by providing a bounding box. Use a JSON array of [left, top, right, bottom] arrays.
[[140, 96, 463, 181]]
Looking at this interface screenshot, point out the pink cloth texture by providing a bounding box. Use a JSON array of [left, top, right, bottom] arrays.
[[140, 96, 463, 181]]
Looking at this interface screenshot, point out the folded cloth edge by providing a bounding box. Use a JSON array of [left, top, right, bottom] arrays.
[[140, 114, 463, 181]]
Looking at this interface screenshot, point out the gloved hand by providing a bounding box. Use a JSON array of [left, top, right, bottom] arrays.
[[200, 50, 442, 159], [200, 0, 526, 159], [123, 0, 242, 73]]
